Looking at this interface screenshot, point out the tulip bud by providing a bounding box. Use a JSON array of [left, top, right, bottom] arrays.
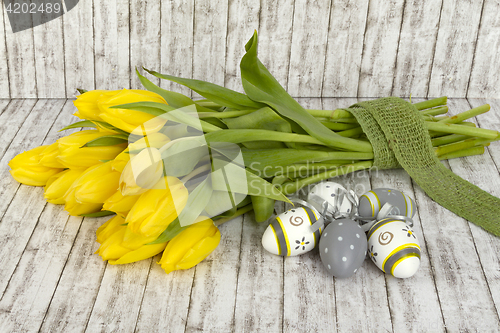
[[158, 217, 221, 274], [44, 169, 85, 204], [102, 190, 141, 218], [63, 162, 120, 215], [98, 89, 168, 134], [119, 147, 164, 196], [126, 176, 188, 238], [73, 90, 119, 121], [39, 141, 65, 168], [96, 215, 167, 265], [8, 145, 64, 186], [57, 130, 126, 169]]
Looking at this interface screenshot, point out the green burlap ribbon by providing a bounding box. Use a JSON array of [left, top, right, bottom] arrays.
[[345, 97, 500, 237]]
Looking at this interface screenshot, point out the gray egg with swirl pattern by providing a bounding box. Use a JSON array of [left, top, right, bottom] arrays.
[[319, 219, 367, 278]]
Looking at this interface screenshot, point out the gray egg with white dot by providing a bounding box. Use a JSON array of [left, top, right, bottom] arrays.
[[319, 218, 367, 278]]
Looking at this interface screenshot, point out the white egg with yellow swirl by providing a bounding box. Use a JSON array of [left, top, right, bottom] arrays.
[[262, 207, 321, 256], [358, 188, 415, 219], [367, 218, 421, 278]]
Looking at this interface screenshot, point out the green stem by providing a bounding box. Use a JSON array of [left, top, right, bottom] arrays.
[[306, 109, 353, 119], [413, 96, 447, 110], [204, 129, 328, 146], [438, 104, 490, 124], [337, 127, 364, 138], [281, 161, 373, 195], [320, 121, 359, 131], [213, 204, 254, 226], [431, 134, 470, 147], [425, 122, 499, 139], [198, 110, 255, 119], [438, 146, 485, 160], [420, 106, 449, 117]]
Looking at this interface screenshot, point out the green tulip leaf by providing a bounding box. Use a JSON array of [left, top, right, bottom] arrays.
[[92, 120, 131, 136], [82, 134, 129, 147], [59, 120, 97, 131], [161, 136, 209, 177], [240, 31, 372, 153], [110, 101, 175, 116], [76, 88, 88, 94], [148, 218, 186, 244], [80, 210, 116, 217], [144, 68, 264, 110]]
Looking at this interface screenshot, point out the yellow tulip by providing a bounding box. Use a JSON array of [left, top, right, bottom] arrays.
[[158, 217, 221, 274], [63, 162, 120, 215], [39, 141, 65, 168], [111, 132, 170, 173], [57, 130, 126, 169], [126, 176, 188, 238], [73, 90, 119, 121], [119, 148, 164, 196], [98, 89, 168, 134], [9, 145, 64, 186], [102, 190, 141, 218], [44, 169, 85, 204], [96, 215, 167, 265]]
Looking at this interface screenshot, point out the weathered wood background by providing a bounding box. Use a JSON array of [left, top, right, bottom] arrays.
[[1, 0, 499, 99]]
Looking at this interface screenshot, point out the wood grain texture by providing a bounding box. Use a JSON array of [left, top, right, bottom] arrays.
[[224, 0, 260, 92], [33, 15, 66, 98], [413, 99, 500, 331], [467, 0, 500, 98], [3, 20, 37, 97], [63, 0, 95, 97], [39, 217, 108, 333], [428, 0, 484, 98], [185, 216, 242, 332], [233, 213, 283, 332], [0, 7, 10, 98], [192, 1, 229, 97], [255, 0, 294, 91], [134, 259, 195, 332], [357, 0, 405, 97], [130, 1, 161, 89], [159, 0, 194, 95], [287, 0, 332, 97], [392, 0, 442, 97], [322, 0, 369, 97], [93, 0, 131, 90]]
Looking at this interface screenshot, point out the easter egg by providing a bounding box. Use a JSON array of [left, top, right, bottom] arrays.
[[307, 181, 352, 214], [319, 219, 367, 278], [358, 188, 415, 219], [262, 206, 321, 256], [367, 218, 421, 278]]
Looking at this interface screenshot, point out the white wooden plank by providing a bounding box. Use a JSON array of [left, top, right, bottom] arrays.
[[357, 0, 405, 97], [257, 0, 294, 91], [322, 0, 369, 98], [0, 6, 10, 98], [428, 0, 484, 98], [0, 99, 10, 117], [63, 0, 95, 97], [185, 216, 242, 332], [412, 99, 500, 331], [135, 257, 194, 332], [0, 99, 66, 297], [3, 15, 37, 98], [0, 100, 33, 161], [282, 98, 336, 332], [192, 1, 229, 95], [323, 97, 394, 333], [159, 0, 194, 96], [130, 1, 161, 89], [39, 217, 108, 332], [85, 260, 152, 332], [233, 212, 283, 332], [287, 1, 332, 97], [467, 0, 500, 98], [224, 0, 260, 93], [32, 14, 66, 98], [93, 0, 131, 90], [392, 0, 442, 97]]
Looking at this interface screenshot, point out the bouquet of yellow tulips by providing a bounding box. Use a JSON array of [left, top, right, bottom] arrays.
[[8, 31, 500, 274]]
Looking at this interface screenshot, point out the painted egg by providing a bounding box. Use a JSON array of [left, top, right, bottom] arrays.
[[307, 181, 352, 214], [367, 218, 421, 278], [319, 219, 367, 278], [262, 206, 321, 256], [358, 188, 416, 219]]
